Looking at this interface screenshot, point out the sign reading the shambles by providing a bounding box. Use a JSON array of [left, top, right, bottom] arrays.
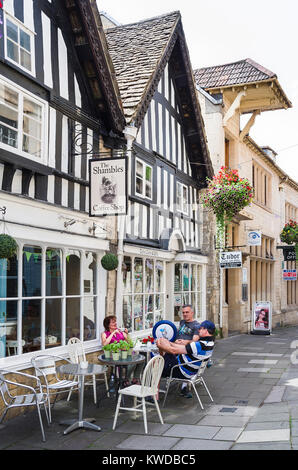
[[219, 251, 242, 268], [89, 157, 127, 217]]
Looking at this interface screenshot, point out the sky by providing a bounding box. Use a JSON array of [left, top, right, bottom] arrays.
[[98, 0, 298, 183]]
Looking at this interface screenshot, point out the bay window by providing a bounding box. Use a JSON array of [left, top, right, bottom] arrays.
[[0, 245, 99, 358]]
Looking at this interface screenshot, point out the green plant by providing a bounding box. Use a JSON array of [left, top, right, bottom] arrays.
[[201, 167, 254, 249], [101, 253, 119, 271], [126, 336, 135, 349], [110, 342, 120, 353], [119, 340, 130, 351], [0, 234, 18, 259], [102, 343, 113, 352]]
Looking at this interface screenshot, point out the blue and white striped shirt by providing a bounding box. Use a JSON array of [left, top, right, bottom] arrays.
[[177, 336, 214, 378]]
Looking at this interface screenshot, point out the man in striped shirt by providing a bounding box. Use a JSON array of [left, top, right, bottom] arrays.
[[156, 320, 215, 385]]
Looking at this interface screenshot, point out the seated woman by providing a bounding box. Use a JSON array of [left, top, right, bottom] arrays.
[[101, 315, 142, 386], [101, 315, 128, 346]]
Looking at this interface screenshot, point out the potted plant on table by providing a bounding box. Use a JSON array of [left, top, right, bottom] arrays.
[[102, 343, 112, 359], [126, 336, 135, 356], [119, 340, 130, 360], [111, 341, 120, 361]]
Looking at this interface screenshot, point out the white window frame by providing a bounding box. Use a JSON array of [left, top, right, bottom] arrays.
[[135, 158, 153, 200], [4, 12, 36, 76], [122, 256, 166, 334], [0, 76, 48, 165], [174, 263, 202, 321], [176, 181, 189, 215], [0, 243, 101, 362]]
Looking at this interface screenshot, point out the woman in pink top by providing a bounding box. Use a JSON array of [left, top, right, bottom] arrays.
[[101, 315, 128, 346]]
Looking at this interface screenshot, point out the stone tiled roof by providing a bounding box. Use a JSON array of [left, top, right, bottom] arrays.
[[194, 58, 277, 89], [104, 11, 180, 123]]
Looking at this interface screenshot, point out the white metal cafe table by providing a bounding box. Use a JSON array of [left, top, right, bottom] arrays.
[[57, 362, 103, 435]]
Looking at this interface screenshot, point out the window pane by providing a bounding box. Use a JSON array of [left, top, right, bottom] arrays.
[[6, 20, 18, 42], [156, 260, 164, 292], [191, 292, 197, 316], [0, 124, 18, 147], [0, 300, 17, 358], [7, 39, 18, 62], [66, 251, 80, 295], [174, 263, 182, 292], [133, 294, 143, 331], [20, 30, 31, 52], [66, 298, 80, 341], [0, 84, 18, 109], [83, 252, 96, 295], [45, 298, 61, 348], [123, 257, 132, 293], [136, 177, 143, 195], [134, 258, 143, 293], [22, 300, 41, 352], [0, 103, 18, 128], [183, 264, 189, 291], [123, 295, 132, 332], [22, 134, 41, 157], [23, 98, 42, 121], [46, 249, 62, 296], [155, 294, 164, 323], [145, 258, 154, 293], [144, 294, 153, 329], [83, 297, 96, 341], [145, 165, 152, 182], [23, 116, 41, 139], [191, 265, 196, 291], [23, 246, 42, 297], [136, 160, 143, 177], [0, 256, 18, 298], [20, 48, 31, 70], [145, 182, 151, 198]]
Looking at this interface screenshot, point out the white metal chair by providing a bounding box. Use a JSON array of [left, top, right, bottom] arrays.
[[113, 355, 165, 434], [6, 339, 25, 356], [162, 355, 214, 410], [31, 354, 79, 423], [66, 337, 109, 404], [0, 369, 49, 442]]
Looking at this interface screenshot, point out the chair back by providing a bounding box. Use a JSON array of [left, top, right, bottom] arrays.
[[190, 355, 211, 380], [67, 337, 86, 364], [0, 372, 11, 405], [31, 355, 58, 380], [141, 355, 164, 394]]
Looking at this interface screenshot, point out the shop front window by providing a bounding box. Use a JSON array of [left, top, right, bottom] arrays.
[[122, 256, 165, 333], [0, 244, 100, 359], [174, 263, 202, 322]]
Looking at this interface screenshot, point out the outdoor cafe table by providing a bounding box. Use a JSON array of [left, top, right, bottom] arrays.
[[98, 353, 145, 396], [57, 363, 103, 435]]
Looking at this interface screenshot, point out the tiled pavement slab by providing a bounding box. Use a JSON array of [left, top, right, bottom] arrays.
[[171, 438, 232, 450], [163, 424, 220, 439], [236, 428, 290, 443], [116, 434, 180, 450]]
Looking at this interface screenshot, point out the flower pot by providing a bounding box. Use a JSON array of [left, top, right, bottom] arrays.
[[121, 351, 128, 360], [127, 348, 132, 357], [112, 353, 120, 361], [104, 350, 111, 359]]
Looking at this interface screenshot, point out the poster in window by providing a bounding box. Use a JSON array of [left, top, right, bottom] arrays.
[[89, 157, 127, 216], [251, 301, 271, 334]]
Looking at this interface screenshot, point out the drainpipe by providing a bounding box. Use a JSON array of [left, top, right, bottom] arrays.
[[115, 124, 138, 327]]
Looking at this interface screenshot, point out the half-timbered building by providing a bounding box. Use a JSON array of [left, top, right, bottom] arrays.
[[102, 11, 213, 334], [0, 0, 126, 366]]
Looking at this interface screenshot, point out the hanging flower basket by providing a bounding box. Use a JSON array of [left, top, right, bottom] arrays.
[[280, 220, 298, 266], [0, 234, 18, 259], [201, 166, 254, 249], [101, 253, 119, 271]]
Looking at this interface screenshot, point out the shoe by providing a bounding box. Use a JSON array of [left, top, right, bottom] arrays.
[[180, 387, 192, 399], [145, 396, 154, 403]]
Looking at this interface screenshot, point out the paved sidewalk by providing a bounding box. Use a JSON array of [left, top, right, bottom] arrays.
[[1, 325, 298, 451]]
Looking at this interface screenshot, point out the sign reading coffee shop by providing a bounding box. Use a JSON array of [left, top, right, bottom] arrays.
[[89, 157, 127, 217]]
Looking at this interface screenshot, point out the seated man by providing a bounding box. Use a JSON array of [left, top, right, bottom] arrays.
[[175, 304, 200, 397], [156, 320, 215, 394]]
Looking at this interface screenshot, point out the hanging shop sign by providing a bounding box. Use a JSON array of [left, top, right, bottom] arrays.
[[283, 247, 296, 262], [219, 251, 242, 268], [251, 301, 272, 335], [247, 230, 262, 246], [282, 269, 297, 281], [89, 157, 127, 217]]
